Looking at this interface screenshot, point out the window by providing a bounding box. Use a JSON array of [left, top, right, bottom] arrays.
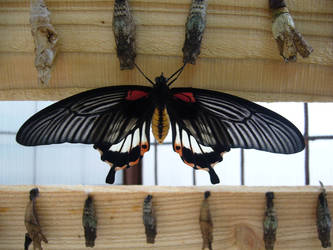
[[0, 101, 122, 185], [0, 101, 332, 186], [142, 103, 333, 186]]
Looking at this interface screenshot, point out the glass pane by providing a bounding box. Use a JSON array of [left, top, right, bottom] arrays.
[[22, 101, 124, 185], [156, 145, 193, 186], [35, 144, 84, 184], [81, 145, 123, 185], [196, 149, 241, 186], [163, 130, 172, 143], [37, 101, 55, 111], [149, 129, 172, 143], [309, 103, 333, 136], [309, 140, 333, 185], [257, 102, 304, 134], [244, 150, 304, 186], [35, 144, 123, 185], [142, 145, 156, 185], [0, 135, 34, 184], [0, 101, 36, 132]]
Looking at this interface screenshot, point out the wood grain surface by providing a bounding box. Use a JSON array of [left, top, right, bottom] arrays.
[[0, 185, 332, 249], [0, 0, 332, 101]]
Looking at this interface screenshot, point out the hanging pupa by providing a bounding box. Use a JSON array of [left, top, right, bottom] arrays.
[[199, 191, 213, 250], [82, 195, 97, 248], [182, 0, 208, 64], [317, 181, 331, 248], [112, 0, 136, 69], [142, 194, 157, 243], [24, 188, 48, 250], [30, 0, 58, 84], [269, 0, 313, 62], [263, 192, 278, 250]]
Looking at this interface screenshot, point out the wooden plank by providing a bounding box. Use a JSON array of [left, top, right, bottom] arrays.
[[0, 185, 332, 249], [0, 0, 332, 101], [1, 53, 333, 102]]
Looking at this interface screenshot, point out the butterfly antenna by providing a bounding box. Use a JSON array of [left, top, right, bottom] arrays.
[[167, 63, 186, 86], [134, 63, 154, 85]]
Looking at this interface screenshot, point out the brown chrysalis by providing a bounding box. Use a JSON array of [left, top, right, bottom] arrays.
[[24, 188, 48, 250], [112, 0, 136, 70], [199, 191, 213, 250], [263, 192, 278, 250], [269, 0, 313, 62], [142, 194, 157, 244], [182, 0, 208, 64], [317, 181, 331, 248], [30, 0, 58, 85], [82, 195, 97, 248]]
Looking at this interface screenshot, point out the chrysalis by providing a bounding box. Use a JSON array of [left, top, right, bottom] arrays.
[[24, 188, 48, 250], [82, 195, 97, 248], [269, 0, 313, 62], [199, 191, 213, 250], [182, 0, 208, 64], [263, 192, 278, 250], [112, 0, 136, 69], [142, 194, 157, 244], [30, 0, 58, 84], [317, 181, 331, 248]]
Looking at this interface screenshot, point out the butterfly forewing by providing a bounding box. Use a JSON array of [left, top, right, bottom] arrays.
[[16, 86, 153, 146], [169, 88, 305, 154]]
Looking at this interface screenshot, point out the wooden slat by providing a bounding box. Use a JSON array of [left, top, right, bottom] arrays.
[[1, 53, 333, 102], [0, 185, 332, 249], [0, 0, 332, 101]]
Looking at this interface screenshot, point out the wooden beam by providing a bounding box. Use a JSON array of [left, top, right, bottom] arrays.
[[0, 0, 332, 101], [0, 185, 332, 249]]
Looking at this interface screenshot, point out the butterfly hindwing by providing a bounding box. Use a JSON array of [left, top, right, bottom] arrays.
[[94, 120, 151, 184], [170, 121, 223, 184]]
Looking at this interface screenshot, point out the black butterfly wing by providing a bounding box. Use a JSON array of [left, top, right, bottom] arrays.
[[94, 118, 151, 184], [16, 85, 154, 184], [167, 88, 305, 184]]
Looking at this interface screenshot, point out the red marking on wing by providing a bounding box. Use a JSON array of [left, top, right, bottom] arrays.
[[140, 143, 149, 156], [173, 92, 196, 103], [174, 143, 183, 156], [126, 90, 149, 101]]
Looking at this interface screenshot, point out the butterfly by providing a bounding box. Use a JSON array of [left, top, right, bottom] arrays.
[[16, 64, 305, 184]]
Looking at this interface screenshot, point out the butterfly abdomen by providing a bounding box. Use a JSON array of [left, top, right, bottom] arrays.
[[152, 106, 170, 143]]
